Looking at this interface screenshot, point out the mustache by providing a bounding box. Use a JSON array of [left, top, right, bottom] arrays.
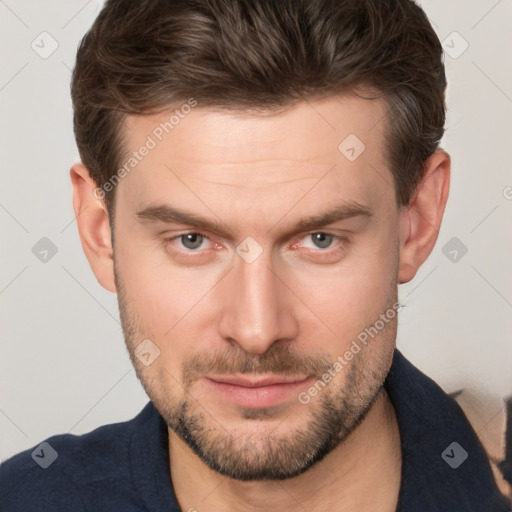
[[182, 345, 332, 388]]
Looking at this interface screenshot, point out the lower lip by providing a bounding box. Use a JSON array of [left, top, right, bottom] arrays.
[[203, 377, 313, 408]]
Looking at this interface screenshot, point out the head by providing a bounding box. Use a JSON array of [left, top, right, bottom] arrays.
[[70, 0, 450, 480]]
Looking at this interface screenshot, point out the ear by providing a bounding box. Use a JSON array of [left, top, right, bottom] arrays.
[[398, 150, 450, 284], [70, 163, 117, 293]]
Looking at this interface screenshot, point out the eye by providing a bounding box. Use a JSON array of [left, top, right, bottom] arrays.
[[302, 232, 335, 250], [290, 231, 348, 263], [162, 232, 222, 265], [176, 233, 211, 250]]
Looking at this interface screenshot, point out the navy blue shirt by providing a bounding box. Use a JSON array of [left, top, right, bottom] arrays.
[[0, 350, 510, 511]]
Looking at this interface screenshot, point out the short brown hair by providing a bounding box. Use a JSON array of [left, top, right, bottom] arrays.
[[71, 0, 446, 218]]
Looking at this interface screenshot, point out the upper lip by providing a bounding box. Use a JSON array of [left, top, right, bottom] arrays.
[[206, 374, 310, 388]]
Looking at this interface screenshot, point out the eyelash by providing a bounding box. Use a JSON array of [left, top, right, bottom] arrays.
[[163, 231, 347, 258], [163, 233, 218, 257]]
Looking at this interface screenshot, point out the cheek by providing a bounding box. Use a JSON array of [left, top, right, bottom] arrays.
[[115, 234, 223, 331], [291, 239, 398, 347]]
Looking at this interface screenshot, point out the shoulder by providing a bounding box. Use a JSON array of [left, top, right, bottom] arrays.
[[451, 389, 512, 502], [387, 350, 511, 511], [0, 435, 87, 511], [0, 404, 154, 512]]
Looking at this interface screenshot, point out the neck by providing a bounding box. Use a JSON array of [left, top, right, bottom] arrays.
[[168, 389, 402, 512]]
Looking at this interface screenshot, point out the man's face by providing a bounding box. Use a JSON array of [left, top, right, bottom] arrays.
[[113, 95, 401, 480]]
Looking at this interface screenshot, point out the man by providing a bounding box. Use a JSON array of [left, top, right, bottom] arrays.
[[0, 0, 509, 510]]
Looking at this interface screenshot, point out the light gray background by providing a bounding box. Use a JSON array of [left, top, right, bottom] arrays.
[[1, 0, 511, 462]]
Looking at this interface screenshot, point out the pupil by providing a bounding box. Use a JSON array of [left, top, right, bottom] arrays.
[[312, 233, 332, 249], [182, 234, 203, 249]]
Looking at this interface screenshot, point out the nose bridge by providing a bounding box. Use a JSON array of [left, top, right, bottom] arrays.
[[217, 248, 297, 354]]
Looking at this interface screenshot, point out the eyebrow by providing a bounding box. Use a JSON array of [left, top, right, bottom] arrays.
[[289, 202, 372, 232], [137, 205, 230, 235], [136, 201, 372, 237]]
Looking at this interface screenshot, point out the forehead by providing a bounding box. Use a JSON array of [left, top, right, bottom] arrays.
[[118, 94, 393, 216]]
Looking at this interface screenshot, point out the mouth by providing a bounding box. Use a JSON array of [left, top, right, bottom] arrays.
[[202, 374, 313, 408]]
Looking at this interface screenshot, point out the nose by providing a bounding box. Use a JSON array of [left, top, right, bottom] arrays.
[[216, 248, 299, 355]]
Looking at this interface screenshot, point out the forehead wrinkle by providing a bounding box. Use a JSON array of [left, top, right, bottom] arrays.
[[189, 175, 323, 188]]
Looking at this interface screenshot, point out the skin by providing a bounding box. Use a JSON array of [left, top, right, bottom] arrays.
[[70, 94, 450, 511]]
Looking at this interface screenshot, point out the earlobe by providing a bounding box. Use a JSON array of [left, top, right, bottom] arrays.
[[397, 151, 450, 284], [70, 163, 117, 293]]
